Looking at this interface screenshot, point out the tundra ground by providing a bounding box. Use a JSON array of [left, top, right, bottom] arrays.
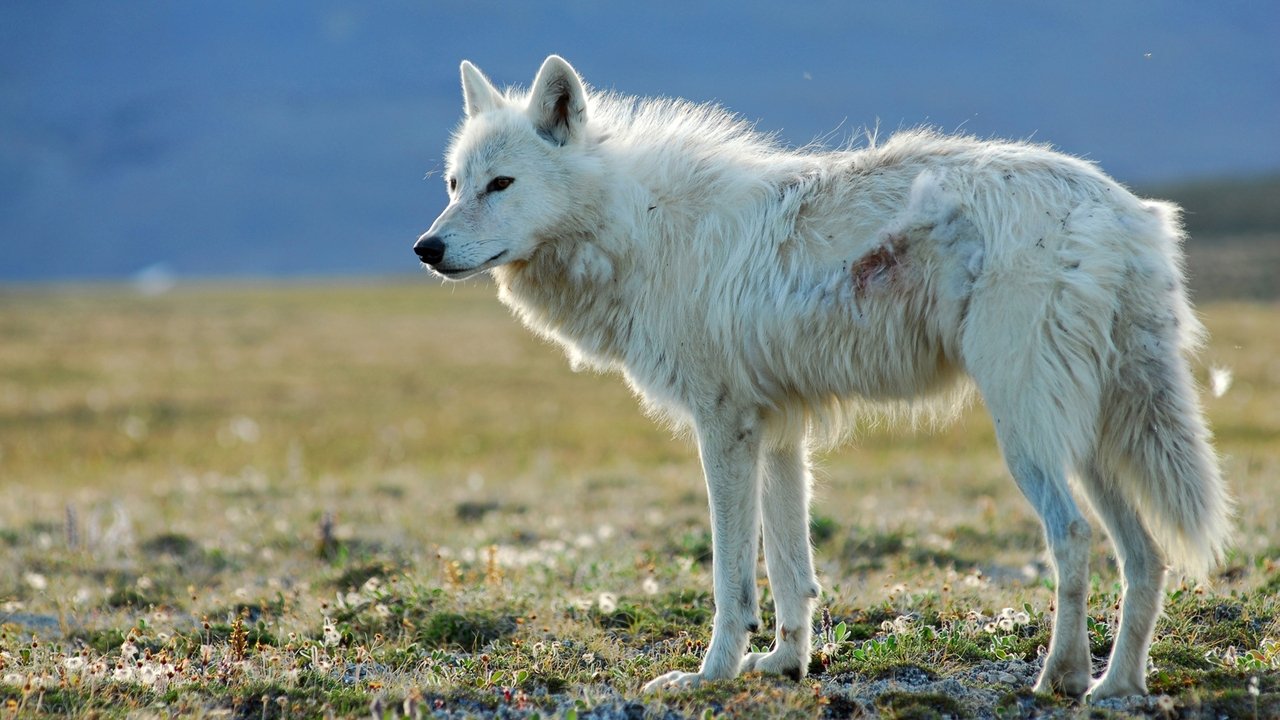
[[0, 281, 1276, 718]]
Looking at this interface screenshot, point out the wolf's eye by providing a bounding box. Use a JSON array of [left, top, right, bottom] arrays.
[[487, 176, 515, 193], [448, 177, 457, 192]]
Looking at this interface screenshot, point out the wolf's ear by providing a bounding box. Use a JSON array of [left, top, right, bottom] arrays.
[[527, 55, 586, 146], [461, 60, 502, 117]]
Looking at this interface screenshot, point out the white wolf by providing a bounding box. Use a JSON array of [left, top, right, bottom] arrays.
[[415, 56, 1231, 700]]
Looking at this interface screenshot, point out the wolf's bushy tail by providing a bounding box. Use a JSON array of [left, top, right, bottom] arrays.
[[1098, 354, 1232, 579], [1098, 201, 1232, 579]]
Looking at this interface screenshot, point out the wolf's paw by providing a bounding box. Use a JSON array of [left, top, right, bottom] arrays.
[[1033, 666, 1092, 699], [1085, 674, 1147, 702], [642, 671, 705, 693], [739, 651, 806, 682]]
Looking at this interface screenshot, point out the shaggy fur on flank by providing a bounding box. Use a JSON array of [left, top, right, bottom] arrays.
[[413, 56, 1232, 701]]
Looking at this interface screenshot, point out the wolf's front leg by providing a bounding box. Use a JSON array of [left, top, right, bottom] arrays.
[[643, 408, 763, 693], [740, 441, 819, 681]]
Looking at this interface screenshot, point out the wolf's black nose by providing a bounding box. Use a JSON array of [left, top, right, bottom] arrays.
[[414, 236, 446, 265]]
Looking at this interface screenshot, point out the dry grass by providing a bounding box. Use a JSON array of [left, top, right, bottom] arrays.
[[0, 280, 1277, 719]]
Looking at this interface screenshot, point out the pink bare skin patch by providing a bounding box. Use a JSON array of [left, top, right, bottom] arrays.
[[851, 235, 906, 297]]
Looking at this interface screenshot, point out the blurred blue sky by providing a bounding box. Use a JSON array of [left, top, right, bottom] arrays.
[[1, 1, 1277, 280]]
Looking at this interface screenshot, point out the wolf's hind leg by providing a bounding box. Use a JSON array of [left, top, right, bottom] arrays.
[[1077, 460, 1165, 700], [1005, 455, 1094, 697], [976, 377, 1093, 696], [962, 243, 1114, 697], [972, 359, 1093, 695], [740, 441, 820, 681]]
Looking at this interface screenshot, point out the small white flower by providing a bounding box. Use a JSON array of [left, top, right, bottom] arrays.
[[23, 573, 47, 591], [112, 666, 134, 682], [642, 576, 660, 596], [229, 415, 260, 443], [322, 617, 341, 647], [597, 592, 617, 613], [137, 664, 158, 686], [882, 615, 914, 635], [122, 415, 148, 440], [62, 657, 85, 672]]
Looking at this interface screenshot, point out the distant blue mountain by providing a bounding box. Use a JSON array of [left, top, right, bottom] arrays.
[[1, 1, 1277, 281]]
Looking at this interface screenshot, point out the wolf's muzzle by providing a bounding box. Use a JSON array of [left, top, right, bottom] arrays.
[[414, 236, 446, 266]]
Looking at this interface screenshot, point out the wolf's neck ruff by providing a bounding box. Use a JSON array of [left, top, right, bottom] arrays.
[[493, 222, 632, 366]]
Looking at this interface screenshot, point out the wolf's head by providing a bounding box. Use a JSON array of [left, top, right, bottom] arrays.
[[415, 56, 596, 280]]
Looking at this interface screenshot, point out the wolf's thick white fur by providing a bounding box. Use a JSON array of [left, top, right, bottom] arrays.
[[418, 56, 1232, 700]]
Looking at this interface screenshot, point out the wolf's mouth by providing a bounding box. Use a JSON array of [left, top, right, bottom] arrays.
[[435, 250, 509, 279]]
